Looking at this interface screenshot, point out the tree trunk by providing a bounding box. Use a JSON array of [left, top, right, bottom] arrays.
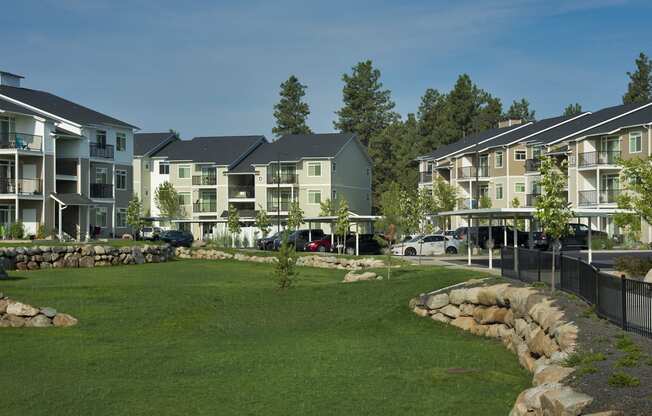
[[551, 241, 556, 293]]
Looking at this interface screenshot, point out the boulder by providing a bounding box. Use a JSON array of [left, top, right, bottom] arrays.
[[533, 365, 574, 386], [510, 383, 564, 416], [53, 313, 78, 327], [27, 314, 52, 327], [40, 307, 57, 318], [4, 314, 26, 327], [552, 323, 578, 353], [0, 298, 9, 313], [517, 343, 537, 373], [448, 289, 466, 305], [476, 305, 510, 324], [81, 245, 94, 256], [459, 303, 475, 317], [121, 234, 133, 240], [64, 254, 80, 268], [528, 328, 560, 358], [476, 283, 510, 306], [539, 386, 593, 416], [450, 316, 478, 332], [94, 245, 105, 255], [343, 271, 377, 283], [431, 313, 451, 324], [79, 256, 94, 268], [645, 268, 652, 283], [27, 261, 39, 270], [424, 293, 449, 310], [6, 302, 40, 317], [439, 304, 461, 319], [413, 307, 429, 318]]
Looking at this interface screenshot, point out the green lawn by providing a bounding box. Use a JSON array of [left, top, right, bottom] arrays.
[[0, 260, 529, 415]]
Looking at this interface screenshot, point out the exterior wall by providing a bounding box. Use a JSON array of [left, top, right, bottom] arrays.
[[114, 164, 132, 207], [43, 155, 55, 230], [149, 158, 170, 218], [80, 159, 90, 197], [331, 139, 373, 215]]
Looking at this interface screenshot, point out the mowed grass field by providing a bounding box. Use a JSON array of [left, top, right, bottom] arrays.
[[1, 260, 529, 415]]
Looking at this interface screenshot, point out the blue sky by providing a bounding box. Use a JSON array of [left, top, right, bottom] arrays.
[[2, 0, 651, 139]]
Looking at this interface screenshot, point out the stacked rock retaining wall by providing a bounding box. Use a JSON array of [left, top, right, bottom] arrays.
[[411, 283, 600, 416], [0, 244, 174, 271], [0, 293, 78, 328]]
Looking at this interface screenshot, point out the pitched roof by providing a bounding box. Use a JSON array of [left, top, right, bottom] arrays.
[[50, 193, 93, 206], [0, 85, 138, 129], [152, 135, 265, 165], [0, 96, 41, 117], [229, 133, 356, 173], [134, 132, 178, 157], [563, 101, 652, 141]]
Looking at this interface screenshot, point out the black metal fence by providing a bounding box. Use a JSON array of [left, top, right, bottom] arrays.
[[501, 246, 652, 338]]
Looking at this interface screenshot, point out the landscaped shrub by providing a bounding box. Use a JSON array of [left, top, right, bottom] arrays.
[[9, 221, 24, 239], [614, 256, 652, 278], [590, 236, 614, 250], [242, 235, 250, 248], [608, 371, 640, 387], [36, 223, 49, 239], [274, 231, 297, 289]]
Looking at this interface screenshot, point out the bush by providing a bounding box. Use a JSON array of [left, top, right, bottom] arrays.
[[608, 371, 640, 387], [590, 236, 614, 250], [242, 235, 250, 248], [274, 231, 297, 289], [9, 221, 24, 239], [36, 223, 48, 239], [614, 256, 652, 278]]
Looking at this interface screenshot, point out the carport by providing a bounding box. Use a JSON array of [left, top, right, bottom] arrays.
[[302, 214, 380, 256], [436, 207, 632, 270]]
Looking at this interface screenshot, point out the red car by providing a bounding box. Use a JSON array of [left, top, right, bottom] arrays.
[[306, 236, 332, 252]]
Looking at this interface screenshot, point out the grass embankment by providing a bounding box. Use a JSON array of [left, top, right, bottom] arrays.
[[1, 260, 529, 415]]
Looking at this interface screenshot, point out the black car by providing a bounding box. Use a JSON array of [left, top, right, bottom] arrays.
[[160, 230, 194, 247], [273, 229, 325, 251], [534, 223, 609, 250], [342, 234, 382, 255], [256, 231, 280, 250], [454, 225, 529, 249]]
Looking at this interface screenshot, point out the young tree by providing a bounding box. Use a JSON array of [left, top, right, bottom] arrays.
[[287, 200, 304, 244], [432, 176, 457, 230], [274, 230, 298, 289], [479, 194, 492, 209], [615, 156, 652, 243], [417, 187, 437, 234], [334, 198, 350, 254], [563, 103, 583, 116], [255, 205, 271, 238], [534, 157, 573, 292], [511, 197, 525, 230], [376, 183, 405, 279], [272, 75, 312, 137], [126, 195, 144, 238], [334, 60, 399, 146], [506, 98, 536, 122], [154, 182, 182, 226], [227, 204, 241, 248], [623, 52, 652, 104], [319, 198, 337, 217]]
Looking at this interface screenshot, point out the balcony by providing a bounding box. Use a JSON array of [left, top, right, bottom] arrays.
[[419, 172, 433, 183], [90, 183, 113, 199], [267, 200, 291, 212], [267, 172, 298, 185], [526, 191, 568, 207], [0, 178, 43, 195], [578, 151, 620, 168], [0, 132, 42, 151], [192, 175, 217, 186], [599, 188, 621, 204], [579, 189, 621, 205], [56, 158, 78, 176], [193, 201, 217, 213], [457, 198, 478, 210], [90, 143, 114, 159], [228, 186, 254, 199], [457, 166, 489, 179], [525, 158, 541, 173]]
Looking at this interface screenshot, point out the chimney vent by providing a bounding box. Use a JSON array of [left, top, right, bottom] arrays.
[[0, 70, 23, 87], [498, 118, 522, 129]]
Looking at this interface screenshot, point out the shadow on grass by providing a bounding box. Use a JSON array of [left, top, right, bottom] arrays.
[[1, 275, 28, 281]]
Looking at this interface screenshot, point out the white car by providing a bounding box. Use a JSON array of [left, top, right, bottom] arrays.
[[392, 235, 460, 256]]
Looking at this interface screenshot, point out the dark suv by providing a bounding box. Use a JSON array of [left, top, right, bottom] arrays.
[[273, 229, 325, 251], [534, 223, 609, 250], [454, 225, 529, 248]]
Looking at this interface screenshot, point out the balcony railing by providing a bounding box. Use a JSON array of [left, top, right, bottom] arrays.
[[578, 151, 620, 168], [228, 186, 255, 199], [193, 201, 217, 213], [525, 158, 541, 172], [0, 178, 43, 195], [599, 188, 621, 204], [579, 189, 621, 205], [90, 143, 114, 159], [419, 172, 433, 183], [457, 198, 478, 210], [526, 191, 568, 207], [267, 200, 291, 212], [192, 175, 217, 186], [0, 132, 42, 151], [578, 190, 596, 206], [457, 166, 489, 179], [90, 183, 113, 198], [56, 158, 78, 176], [267, 172, 298, 184]]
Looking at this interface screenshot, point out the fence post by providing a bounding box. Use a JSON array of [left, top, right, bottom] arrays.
[[620, 275, 627, 330]]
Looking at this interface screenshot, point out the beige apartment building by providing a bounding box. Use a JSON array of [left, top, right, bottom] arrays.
[[417, 101, 652, 241], [134, 132, 372, 240]]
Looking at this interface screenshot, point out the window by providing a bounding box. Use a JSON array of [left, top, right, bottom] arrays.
[[145, 163, 149, 170], [178, 192, 191, 206], [116, 132, 127, 151], [116, 170, 127, 190], [95, 167, 108, 184], [308, 190, 321, 204], [332, 189, 337, 200], [514, 150, 526, 161], [532, 146, 542, 159], [629, 132, 642, 153], [178, 165, 191, 179], [308, 162, 322, 177], [496, 183, 504, 200], [495, 151, 504, 168], [116, 208, 127, 228], [332, 162, 337, 172], [515, 182, 526, 193], [159, 162, 170, 175], [95, 207, 108, 227], [96, 130, 106, 146]]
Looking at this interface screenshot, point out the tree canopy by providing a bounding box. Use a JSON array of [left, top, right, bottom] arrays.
[[154, 182, 182, 222], [272, 75, 312, 137], [563, 103, 582, 116], [506, 98, 536, 122], [623, 52, 652, 104]]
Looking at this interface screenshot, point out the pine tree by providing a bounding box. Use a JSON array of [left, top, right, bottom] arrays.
[[506, 98, 536, 122], [563, 103, 583, 116], [447, 74, 479, 138], [334, 60, 399, 146], [473, 94, 503, 133], [623, 52, 652, 104], [417, 88, 448, 150], [272, 75, 312, 137]]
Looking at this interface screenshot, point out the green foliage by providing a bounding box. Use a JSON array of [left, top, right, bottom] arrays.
[[623, 52, 652, 104], [510, 198, 525, 230], [255, 205, 271, 238], [227, 204, 241, 238], [616, 157, 652, 238], [274, 231, 298, 289], [334, 198, 350, 254], [0, 224, 6, 239], [590, 236, 614, 250], [479, 194, 492, 209], [535, 157, 572, 241], [376, 182, 404, 241], [614, 256, 652, 277], [319, 198, 337, 216], [615, 334, 641, 354], [287, 200, 304, 231], [9, 221, 24, 239], [563, 103, 582, 116], [127, 195, 145, 235], [616, 352, 642, 368], [272, 75, 312, 137], [334, 60, 399, 147], [506, 98, 536, 122], [563, 351, 606, 367], [36, 223, 48, 239], [608, 371, 640, 387], [432, 175, 457, 230], [154, 182, 183, 221]]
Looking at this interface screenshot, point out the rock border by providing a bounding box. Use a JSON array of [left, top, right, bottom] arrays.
[[410, 282, 607, 416], [0, 293, 78, 328]]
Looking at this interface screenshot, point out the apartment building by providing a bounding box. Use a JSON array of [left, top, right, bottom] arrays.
[[417, 101, 652, 241], [0, 70, 137, 240], [134, 132, 372, 240]]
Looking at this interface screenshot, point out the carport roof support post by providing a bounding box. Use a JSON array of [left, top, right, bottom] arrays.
[[488, 216, 493, 270], [467, 215, 472, 266]]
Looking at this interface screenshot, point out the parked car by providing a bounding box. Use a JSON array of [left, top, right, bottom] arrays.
[[534, 223, 609, 250], [454, 225, 529, 248], [342, 234, 382, 255], [141, 226, 163, 240], [160, 230, 194, 247], [256, 231, 280, 250], [435, 229, 456, 237], [305, 235, 333, 252], [392, 234, 460, 256], [273, 229, 325, 251]]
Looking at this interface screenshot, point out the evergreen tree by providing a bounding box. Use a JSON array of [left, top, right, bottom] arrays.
[[563, 103, 583, 116], [623, 52, 652, 104], [506, 98, 536, 122], [473, 94, 503, 133], [272, 75, 312, 137], [447, 74, 480, 138], [334, 60, 399, 146]]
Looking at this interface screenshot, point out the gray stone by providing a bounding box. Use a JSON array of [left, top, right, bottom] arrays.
[[27, 314, 52, 327], [425, 293, 449, 310], [79, 256, 94, 268], [6, 302, 40, 317], [40, 307, 57, 318]]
